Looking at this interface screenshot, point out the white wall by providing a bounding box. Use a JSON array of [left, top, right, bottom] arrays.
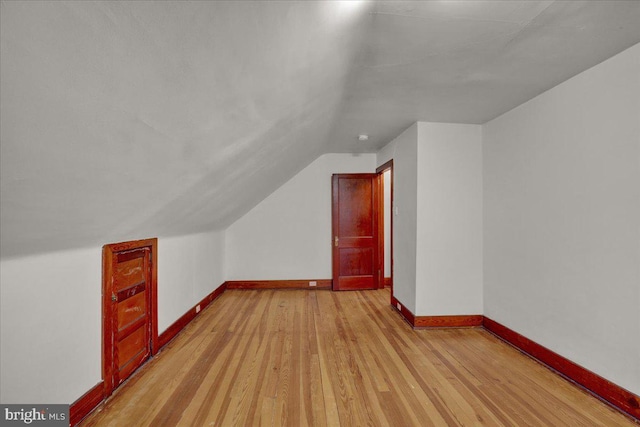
[[416, 123, 483, 316], [0, 231, 226, 404], [158, 230, 225, 332], [483, 43, 640, 395], [377, 122, 483, 316], [225, 153, 376, 280], [1, 248, 102, 404], [377, 124, 418, 313]]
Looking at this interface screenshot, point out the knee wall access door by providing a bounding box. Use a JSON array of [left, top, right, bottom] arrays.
[[102, 238, 158, 396]]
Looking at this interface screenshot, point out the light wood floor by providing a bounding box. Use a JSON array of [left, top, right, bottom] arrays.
[[82, 288, 636, 426]]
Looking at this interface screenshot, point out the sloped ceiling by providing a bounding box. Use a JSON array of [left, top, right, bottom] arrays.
[[1, 1, 639, 258]]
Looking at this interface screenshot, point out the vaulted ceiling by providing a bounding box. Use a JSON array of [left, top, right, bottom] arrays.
[[1, 1, 639, 258]]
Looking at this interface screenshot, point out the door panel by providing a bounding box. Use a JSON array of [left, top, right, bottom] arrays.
[[338, 247, 374, 276], [338, 179, 374, 237], [117, 291, 147, 330], [332, 174, 379, 290], [118, 324, 147, 367]]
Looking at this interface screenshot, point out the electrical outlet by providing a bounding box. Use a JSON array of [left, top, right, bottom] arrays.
[[196, 304, 201, 313], [396, 302, 401, 311], [309, 281, 317, 287]]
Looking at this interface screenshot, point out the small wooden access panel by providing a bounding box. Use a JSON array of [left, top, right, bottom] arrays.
[[102, 238, 158, 397], [332, 174, 379, 290]]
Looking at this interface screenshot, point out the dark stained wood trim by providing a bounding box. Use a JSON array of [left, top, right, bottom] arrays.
[[158, 282, 227, 349], [382, 277, 392, 287], [102, 238, 158, 398], [69, 381, 105, 426], [225, 279, 332, 290], [375, 160, 394, 175], [150, 242, 158, 355], [101, 245, 115, 399], [414, 315, 483, 328], [483, 317, 640, 422], [332, 175, 340, 290], [390, 295, 481, 329], [390, 294, 415, 327]]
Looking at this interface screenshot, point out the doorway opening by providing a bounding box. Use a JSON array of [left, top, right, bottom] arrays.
[[376, 160, 393, 299], [102, 238, 158, 397]]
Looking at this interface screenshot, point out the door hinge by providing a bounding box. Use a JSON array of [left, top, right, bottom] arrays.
[[334, 236, 339, 247]]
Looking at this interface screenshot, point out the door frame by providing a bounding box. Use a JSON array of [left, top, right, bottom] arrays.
[[376, 160, 394, 298], [102, 237, 158, 397]]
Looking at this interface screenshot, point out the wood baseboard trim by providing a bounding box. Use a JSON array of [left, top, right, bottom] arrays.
[[382, 277, 392, 288], [158, 282, 227, 350], [390, 294, 415, 326], [225, 279, 332, 290], [389, 295, 481, 329], [70, 381, 105, 426], [483, 317, 640, 422], [415, 314, 483, 328]]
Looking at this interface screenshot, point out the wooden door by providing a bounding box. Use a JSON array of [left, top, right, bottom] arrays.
[[103, 239, 158, 396], [332, 174, 379, 290]]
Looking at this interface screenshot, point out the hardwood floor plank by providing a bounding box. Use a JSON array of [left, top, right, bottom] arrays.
[[82, 288, 637, 427]]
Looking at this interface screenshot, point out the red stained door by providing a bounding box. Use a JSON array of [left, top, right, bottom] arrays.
[[103, 239, 157, 396], [332, 174, 379, 290]]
